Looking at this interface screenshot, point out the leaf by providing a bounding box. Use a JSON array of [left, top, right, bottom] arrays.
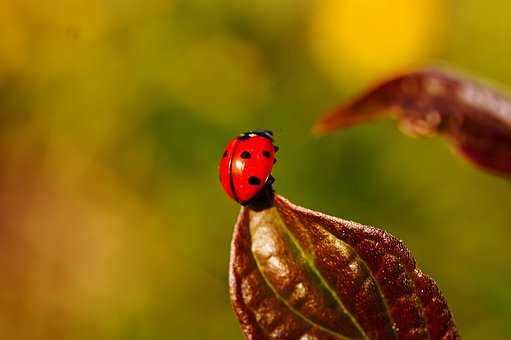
[[229, 195, 459, 339], [313, 68, 511, 177]]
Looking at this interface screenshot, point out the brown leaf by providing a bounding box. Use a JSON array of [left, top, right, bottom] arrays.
[[313, 68, 511, 177], [229, 195, 459, 340]]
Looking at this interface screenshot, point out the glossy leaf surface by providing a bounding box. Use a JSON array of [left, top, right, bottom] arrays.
[[229, 195, 459, 339], [314, 69, 511, 177]]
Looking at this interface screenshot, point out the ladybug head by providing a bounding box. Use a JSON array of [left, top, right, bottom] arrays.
[[239, 129, 274, 141]]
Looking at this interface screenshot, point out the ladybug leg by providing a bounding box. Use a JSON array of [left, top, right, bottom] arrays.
[[267, 175, 275, 185]]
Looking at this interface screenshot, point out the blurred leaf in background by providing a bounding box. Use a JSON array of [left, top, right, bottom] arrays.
[[0, 0, 510, 339]]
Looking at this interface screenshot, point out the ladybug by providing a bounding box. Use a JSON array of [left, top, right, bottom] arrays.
[[219, 129, 278, 205]]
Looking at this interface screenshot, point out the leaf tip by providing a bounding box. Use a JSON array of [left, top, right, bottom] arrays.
[[311, 120, 329, 136], [312, 107, 361, 135]]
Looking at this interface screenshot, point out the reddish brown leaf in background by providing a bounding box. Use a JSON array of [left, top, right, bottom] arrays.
[[313, 68, 511, 177], [229, 195, 459, 339]]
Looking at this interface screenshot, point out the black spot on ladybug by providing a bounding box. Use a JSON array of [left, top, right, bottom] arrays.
[[273, 145, 279, 152], [222, 151, 228, 158], [240, 151, 251, 159], [262, 150, 271, 158], [248, 176, 261, 186]]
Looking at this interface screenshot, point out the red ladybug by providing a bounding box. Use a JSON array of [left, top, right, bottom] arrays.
[[219, 130, 278, 205]]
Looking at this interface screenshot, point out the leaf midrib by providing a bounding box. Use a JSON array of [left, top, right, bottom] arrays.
[[250, 208, 366, 340], [273, 209, 370, 340]]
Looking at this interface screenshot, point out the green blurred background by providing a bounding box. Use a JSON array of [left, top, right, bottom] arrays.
[[0, 0, 510, 339]]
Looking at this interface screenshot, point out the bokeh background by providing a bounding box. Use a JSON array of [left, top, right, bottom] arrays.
[[0, 0, 510, 339]]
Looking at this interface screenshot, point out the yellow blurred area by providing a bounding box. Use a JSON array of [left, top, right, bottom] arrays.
[[0, 1, 27, 73], [0, 0, 176, 152], [310, 0, 446, 85], [0, 0, 106, 73]]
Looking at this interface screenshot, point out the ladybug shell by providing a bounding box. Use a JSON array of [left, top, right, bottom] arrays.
[[219, 134, 276, 204]]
